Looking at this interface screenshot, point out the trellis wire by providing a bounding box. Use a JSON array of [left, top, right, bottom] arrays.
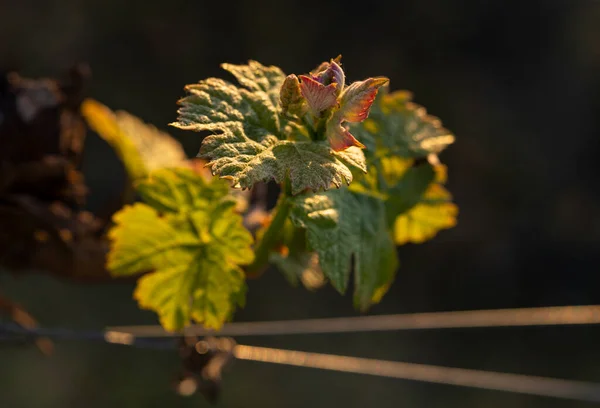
[[3, 305, 600, 402], [106, 305, 600, 338], [234, 345, 600, 403]]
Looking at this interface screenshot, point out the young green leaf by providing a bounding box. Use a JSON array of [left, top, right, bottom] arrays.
[[172, 76, 281, 142], [287, 155, 451, 309], [346, 86, 458, 244], [286, 79, 458, 307], [392, 161, 458, 244], [172, 61, 366, 194], [200, 129, 365, 194], [289, 188, 398, 310], [351, 89, 455, 158], [349, 156, 436, 224], [221, 60, 286, 108], [393, 183, 458, 245], [355, 155, 458, 245], [107, 168, 254, 331], [135, 167, 231, 214], [81, 99, 187, 180]]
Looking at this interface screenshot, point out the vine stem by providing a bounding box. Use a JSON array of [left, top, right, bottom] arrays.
[[245, 183, 292, 278]]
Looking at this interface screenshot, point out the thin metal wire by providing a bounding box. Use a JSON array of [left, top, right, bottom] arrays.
[[0, 322, 177, 350], [234, 344, 600, 403], [105, 305, 600, 338], [3, 321, 600, 402]]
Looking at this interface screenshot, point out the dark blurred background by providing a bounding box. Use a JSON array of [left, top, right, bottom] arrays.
[[1, 0, 600, 407]]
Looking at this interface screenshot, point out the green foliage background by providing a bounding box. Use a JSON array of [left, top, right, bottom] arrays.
[[1, 1, 600, 408]]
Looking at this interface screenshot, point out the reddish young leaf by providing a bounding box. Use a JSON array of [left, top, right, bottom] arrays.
[[340, 77, 389, 122], [326, 117, 366, 151], [312, 60, 345, 95], [298, 75, 338, 115]]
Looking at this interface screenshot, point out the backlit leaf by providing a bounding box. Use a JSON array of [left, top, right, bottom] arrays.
[[348, 86, 458, 243], [172, 61, 366, 193], [393, 181, 458, 245], [290, 155, 451, 309], [323, 76, 388, 152], [358, 155, 458, 245], [198, 123, 365, 195], [310, 59, 345, 95], [299, 75, 338, 115], [290, 188, 398, 310], [82, 99, 187, 180], [339, 77, 389, 123], [350, 156, 436, 224], [135, 167, 231, 214], [351, 89, 455, 158], [107, 168, 253, 331], [221, 60, 286, 108]]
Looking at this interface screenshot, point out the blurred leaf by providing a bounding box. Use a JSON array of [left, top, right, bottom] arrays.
[[107, 168, 253, 331], [271, 251, 325, 290], [356, 155, 457, 245], [350, 87, 458, 243], [350, 157, 436, 224], [366, 155, 457, 245], [351, 89, 455, 158], [0, 294, 54, 355], [82, 99, 187, 180], [135, 167, 231, 214], [269, 220, 326, 290], [290, 188, 398, 310], [382, 159, 436, 222], [394, 182, 458, 245], [171, 61, 366, 194]]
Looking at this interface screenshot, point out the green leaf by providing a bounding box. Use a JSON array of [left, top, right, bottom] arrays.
[[268, 220, 325, 290], [171, 61, 367, 194], [135, 167, 231, 214], [200, 128, 365, 194], [172, 77, 281, 142], [288, 157, 437, 309], [281, 85, 457, 308], [290, 188, 398, 310], [383, 162, 436, 222], [351, 89, 455, 158], [350, 156, 436, 225], [354, 155, 458, 246], [394, 183, 458, 245], [82, 99, 187, 180], [221, 60, 286, 108], [351, 194, 398, 308], [107, 168, 254, 331]]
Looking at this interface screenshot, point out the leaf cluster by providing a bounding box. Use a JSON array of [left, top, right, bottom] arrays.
[[88, 59, 459, 331]]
